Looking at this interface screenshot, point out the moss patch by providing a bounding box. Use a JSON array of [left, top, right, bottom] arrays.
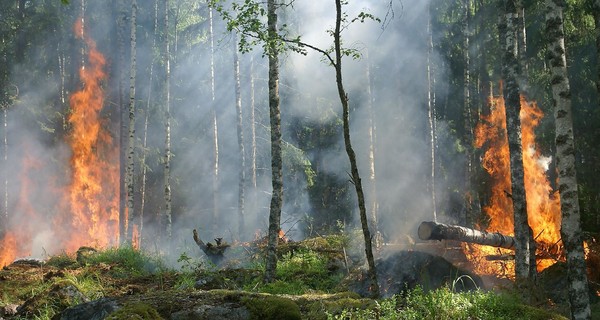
[[106, 302, 163, 319], [241, 295, 301, 320]]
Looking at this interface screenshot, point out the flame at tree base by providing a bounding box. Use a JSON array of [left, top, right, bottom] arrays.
[[468, 90, 562, 277]]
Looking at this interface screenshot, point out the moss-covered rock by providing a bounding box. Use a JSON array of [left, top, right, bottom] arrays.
[[105, 302, 163, 320], [241, 295, 301, 320]]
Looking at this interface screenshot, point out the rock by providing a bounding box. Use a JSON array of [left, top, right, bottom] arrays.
[[170, 303, 250, 320], [56, 297, 119, 320], [0, 304, 18, 317], [346, 250, 483, 297]]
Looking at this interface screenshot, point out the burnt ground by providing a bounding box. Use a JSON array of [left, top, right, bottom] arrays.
[[0, 234, 597, 319]]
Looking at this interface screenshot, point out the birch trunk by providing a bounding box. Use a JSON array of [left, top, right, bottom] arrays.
[[209, 6, 220, 232], [418, 221, 516, 249], [463, 0, 476, 227], [138, 0, 159, 248], [502, 0, 536, 282], [125, 0, 137, 245], [115, 0, 127, 245], [264, 0, 283, 284], [250, 55, 259, 228], [233, 33, 246, 239], [365, 50, 380, 247], [427, 4, 437, 223], [545, 1, 591, 318], [163, 0, 172, 241]]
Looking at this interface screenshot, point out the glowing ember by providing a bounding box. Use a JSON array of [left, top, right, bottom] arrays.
[[468, 91, 562, 277]]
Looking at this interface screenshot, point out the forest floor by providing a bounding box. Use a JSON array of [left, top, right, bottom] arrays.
[[0, 233, 598, 319]]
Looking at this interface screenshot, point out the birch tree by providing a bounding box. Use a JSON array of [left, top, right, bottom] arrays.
[[501, 0, 536, 283], [208, 5, 220, 232], [125, 0, 137, 245], [163, 0, 173, 241], [545, 1, 591, 318], [263, 0, 283, 284], [233, 32, 246, 238]]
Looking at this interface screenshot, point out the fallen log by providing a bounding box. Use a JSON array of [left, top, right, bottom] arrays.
[[418, 221, 515, 250]]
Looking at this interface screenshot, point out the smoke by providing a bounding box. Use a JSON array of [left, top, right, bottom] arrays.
[[1, 0, 468, 265]]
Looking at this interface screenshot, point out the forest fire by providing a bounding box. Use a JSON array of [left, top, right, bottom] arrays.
[[0, 19, 118, 267], [55, 18, 119, 252], [467, 92, 562, 277]]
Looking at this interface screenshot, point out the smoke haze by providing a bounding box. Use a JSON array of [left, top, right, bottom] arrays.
[[1, 0, 468, 265]]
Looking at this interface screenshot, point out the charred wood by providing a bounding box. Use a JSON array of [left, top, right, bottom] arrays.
[[193, 229, 230, 264]]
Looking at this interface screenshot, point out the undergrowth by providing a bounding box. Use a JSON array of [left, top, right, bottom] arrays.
[[327, 286, 568, 320]]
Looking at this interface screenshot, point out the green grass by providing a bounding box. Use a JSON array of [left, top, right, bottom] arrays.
[[84, 246, 166, 277], [246, 249, 344, 294], [327, 286, 568, 320]]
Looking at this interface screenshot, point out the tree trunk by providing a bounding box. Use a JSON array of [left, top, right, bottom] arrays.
[[233, 32, 246, 239], [427, 2, 437, 223], [545, 1, 592, 318], [264, 0, 283, 284], [163, 0, 172, 242], [516, 0, 529, 95], [463, 0, 476, 228], [365, 50, 380, 247], [115, 0, 127, 246], [418, 221, 516, 249], [138, 0, 159, 249], [502, 0, 536, 283], [333, 0, 379, 298], [209, 6, 220, 233], [125, 0, 137, 246], [250, 55, 259, 228]]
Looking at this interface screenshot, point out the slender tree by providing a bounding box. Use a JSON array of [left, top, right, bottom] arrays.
[[138, 0, 159, 248], [501, 0, 536, 283], [209, 5, 220, 232], [264, 0, 283, 283], [545, 1, 592, 318], [233, 32, 246, 238], [332, 0, 379, 297], [125, 0, 137, 245], [115, 0, 128, 245], [427, 3, 438, 223], [250, 55, 259, 228], [163, 0, 173, 241], [365, 50, 380, 246]]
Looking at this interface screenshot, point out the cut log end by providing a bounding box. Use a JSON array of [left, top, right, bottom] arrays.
[[417, 221, 438, 241]]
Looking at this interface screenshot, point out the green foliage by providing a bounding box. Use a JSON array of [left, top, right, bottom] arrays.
[[327, 287, 568, 320], [209, 0, 299, 56], [283, 140, 316, 187]]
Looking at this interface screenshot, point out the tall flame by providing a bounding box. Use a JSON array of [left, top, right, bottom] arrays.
[[55, 18, 119, 251], [0, 19, 118, 267], [467, 92, 562, 276]]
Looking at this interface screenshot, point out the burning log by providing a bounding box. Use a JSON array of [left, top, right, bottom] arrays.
[[418, 221, 516, 250]]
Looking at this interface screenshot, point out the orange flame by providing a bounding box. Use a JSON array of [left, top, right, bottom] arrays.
[[54, 18, 119, 252], [468, 91, 562, 276], [0, 148, 48, 265], [0, 19, 118, 267]]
